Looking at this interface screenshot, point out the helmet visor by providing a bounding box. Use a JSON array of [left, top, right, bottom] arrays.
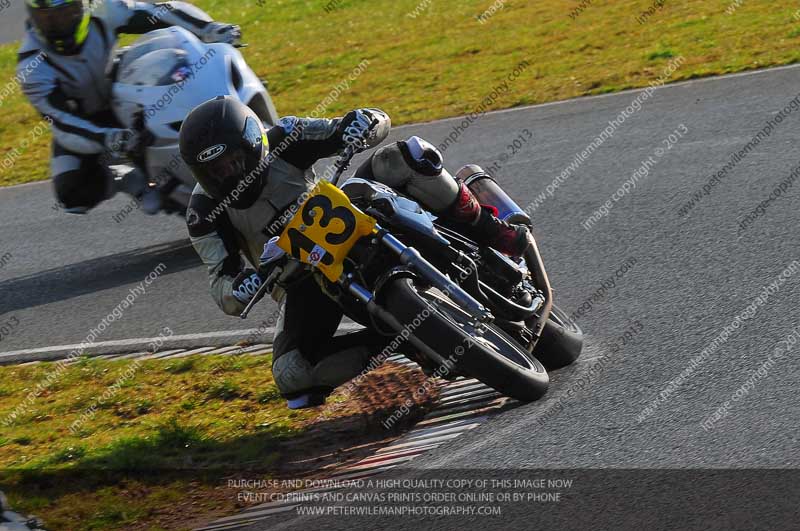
[[30, 3, 84, 40], [187, 116, 267, 208], [190, 148, 250, 200]]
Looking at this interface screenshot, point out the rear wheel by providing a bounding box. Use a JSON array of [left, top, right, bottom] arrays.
[[531, 304, 584, 370], [382, 278, 549, 402]]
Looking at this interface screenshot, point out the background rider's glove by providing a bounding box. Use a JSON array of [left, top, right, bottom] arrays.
[[104, 128, 141, 157], [199, 22, 242, 45], [339, 108, 391, 153], [231, 269, 262, 304]]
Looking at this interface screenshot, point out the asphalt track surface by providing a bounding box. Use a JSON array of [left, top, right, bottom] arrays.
[[0, 1, 25, 45], [234, 66, 800, 531], [1, 64, 800, 528]]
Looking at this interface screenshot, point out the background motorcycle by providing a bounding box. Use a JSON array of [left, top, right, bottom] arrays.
[[107, 24, 279, 215], [242, 145, 584, 403]]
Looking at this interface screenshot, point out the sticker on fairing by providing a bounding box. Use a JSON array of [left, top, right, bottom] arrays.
[[307, 244, 328, 266]]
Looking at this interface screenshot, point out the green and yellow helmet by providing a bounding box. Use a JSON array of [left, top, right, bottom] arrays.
[[26, 0, 90, 55]]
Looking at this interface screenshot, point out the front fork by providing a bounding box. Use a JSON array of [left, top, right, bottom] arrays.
[[522, 232, 554, 350], [344, 228, 553, 355], [341, 227, 493, 369], [377, 230, 493, 324]]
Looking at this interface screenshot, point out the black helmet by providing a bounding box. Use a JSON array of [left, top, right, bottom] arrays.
[[26, 0, 90, 55], [180, 96, 268, 210]]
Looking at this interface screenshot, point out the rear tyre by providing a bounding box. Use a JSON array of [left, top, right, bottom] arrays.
[[382, 278, 549, 402], [531, 304, 584, 371]]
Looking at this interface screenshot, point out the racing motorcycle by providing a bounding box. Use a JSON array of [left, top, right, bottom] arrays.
[[240, 145, 584, 403], [107, 24, 278, 214]]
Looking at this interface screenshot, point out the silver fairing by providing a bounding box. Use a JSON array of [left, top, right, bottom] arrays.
[[110, 27, 278, 195]]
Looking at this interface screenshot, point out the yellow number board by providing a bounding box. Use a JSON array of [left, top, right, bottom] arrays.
[[277, 180, 377, 282]]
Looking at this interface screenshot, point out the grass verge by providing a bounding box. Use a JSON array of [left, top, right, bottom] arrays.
[[0, 354, 436, 530], [1, 0, 800, 188]]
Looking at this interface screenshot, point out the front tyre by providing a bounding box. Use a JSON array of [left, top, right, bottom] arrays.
[[382, 278, 549, 402]]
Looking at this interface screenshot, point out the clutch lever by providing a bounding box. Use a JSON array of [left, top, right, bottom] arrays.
[[239, 266, 281, 319]]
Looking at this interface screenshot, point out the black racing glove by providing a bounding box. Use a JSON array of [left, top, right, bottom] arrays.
[[104, 128, 142, 157], [199, 22, 242, 45], [231, 269, 263, 305], [339, 108, 391, 153]]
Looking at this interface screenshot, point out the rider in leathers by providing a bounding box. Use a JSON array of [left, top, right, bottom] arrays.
[[17, 0, 240, 213], [179, 96, 530, 408]]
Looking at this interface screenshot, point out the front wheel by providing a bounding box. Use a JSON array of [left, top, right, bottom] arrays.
[[382, 278, 549, 402]]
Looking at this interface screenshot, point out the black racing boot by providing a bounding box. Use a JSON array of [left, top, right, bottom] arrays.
[[272, 346, 374, 410], [445, 181, 530, 257], [472, 205, 530, 257]]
